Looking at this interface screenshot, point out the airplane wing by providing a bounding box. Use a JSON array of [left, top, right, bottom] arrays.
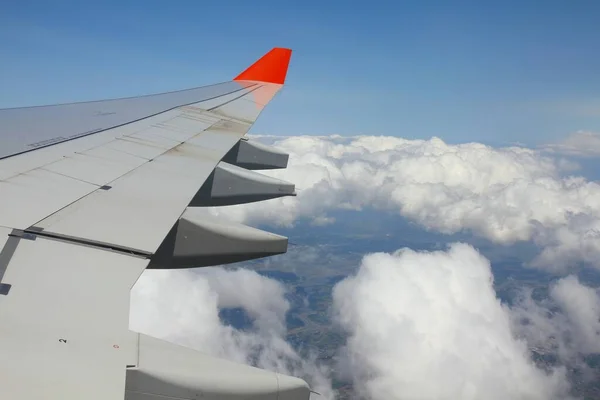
[[0, 48, 308, 400]]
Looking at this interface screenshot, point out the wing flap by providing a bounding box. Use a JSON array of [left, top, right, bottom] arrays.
[[0, 235, 147, 399]]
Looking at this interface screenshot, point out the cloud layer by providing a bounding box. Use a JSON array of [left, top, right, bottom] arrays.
[[209, 135, 600, 271], [511, 275, 600, 363], [542, 131, 600, 157], [130, 268, 334, 398], [130, 135, 600, 400], [332, 243, 572, 400], [130, 244, 600, 400]]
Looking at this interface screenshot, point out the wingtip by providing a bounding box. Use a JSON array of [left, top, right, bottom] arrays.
[[234, 47, 292, 85]]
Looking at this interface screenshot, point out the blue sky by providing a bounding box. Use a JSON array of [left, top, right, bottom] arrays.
[[2, 0, 600, 145]]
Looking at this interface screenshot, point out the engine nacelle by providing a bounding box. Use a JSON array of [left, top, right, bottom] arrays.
[[126, 334, 309, 400]]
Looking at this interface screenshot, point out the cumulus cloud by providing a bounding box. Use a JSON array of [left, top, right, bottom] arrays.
[[130, 268, 334, 398], [511, 275, 600, 362], [129, 135, 600, 399], [541, 131, 600, 158], [208, 135, 600, 271], [552, 276, 600, 354], [128, 233, 599, 400], [331, 243, 571, 400]]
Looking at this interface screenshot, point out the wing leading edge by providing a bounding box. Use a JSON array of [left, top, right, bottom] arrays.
[[0, 48, 309, 400]]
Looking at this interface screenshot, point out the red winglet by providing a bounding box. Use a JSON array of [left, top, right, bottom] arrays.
[[234, 47, 292, 84]]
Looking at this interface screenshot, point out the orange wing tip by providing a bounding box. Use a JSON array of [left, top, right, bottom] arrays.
[[234, 47, 292, 84]]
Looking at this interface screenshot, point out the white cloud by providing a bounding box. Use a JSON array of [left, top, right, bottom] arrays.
[[210, 135, 600, 271], [130, 268, 334, 399], [331, 243, 572, 400], [130, 135, 600, 399], [512, 275, 600, 362], [542, 131, 600, 158], [551, 276, 600, 354]]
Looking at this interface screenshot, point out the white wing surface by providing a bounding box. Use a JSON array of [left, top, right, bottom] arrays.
[[0, 48, 308, 400]]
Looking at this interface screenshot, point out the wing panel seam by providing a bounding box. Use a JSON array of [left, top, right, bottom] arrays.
[[206, 85, 264, 111], [27, 112, 227, 230], [15, 229, 152, 259], [0, 84, 257, 161]]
